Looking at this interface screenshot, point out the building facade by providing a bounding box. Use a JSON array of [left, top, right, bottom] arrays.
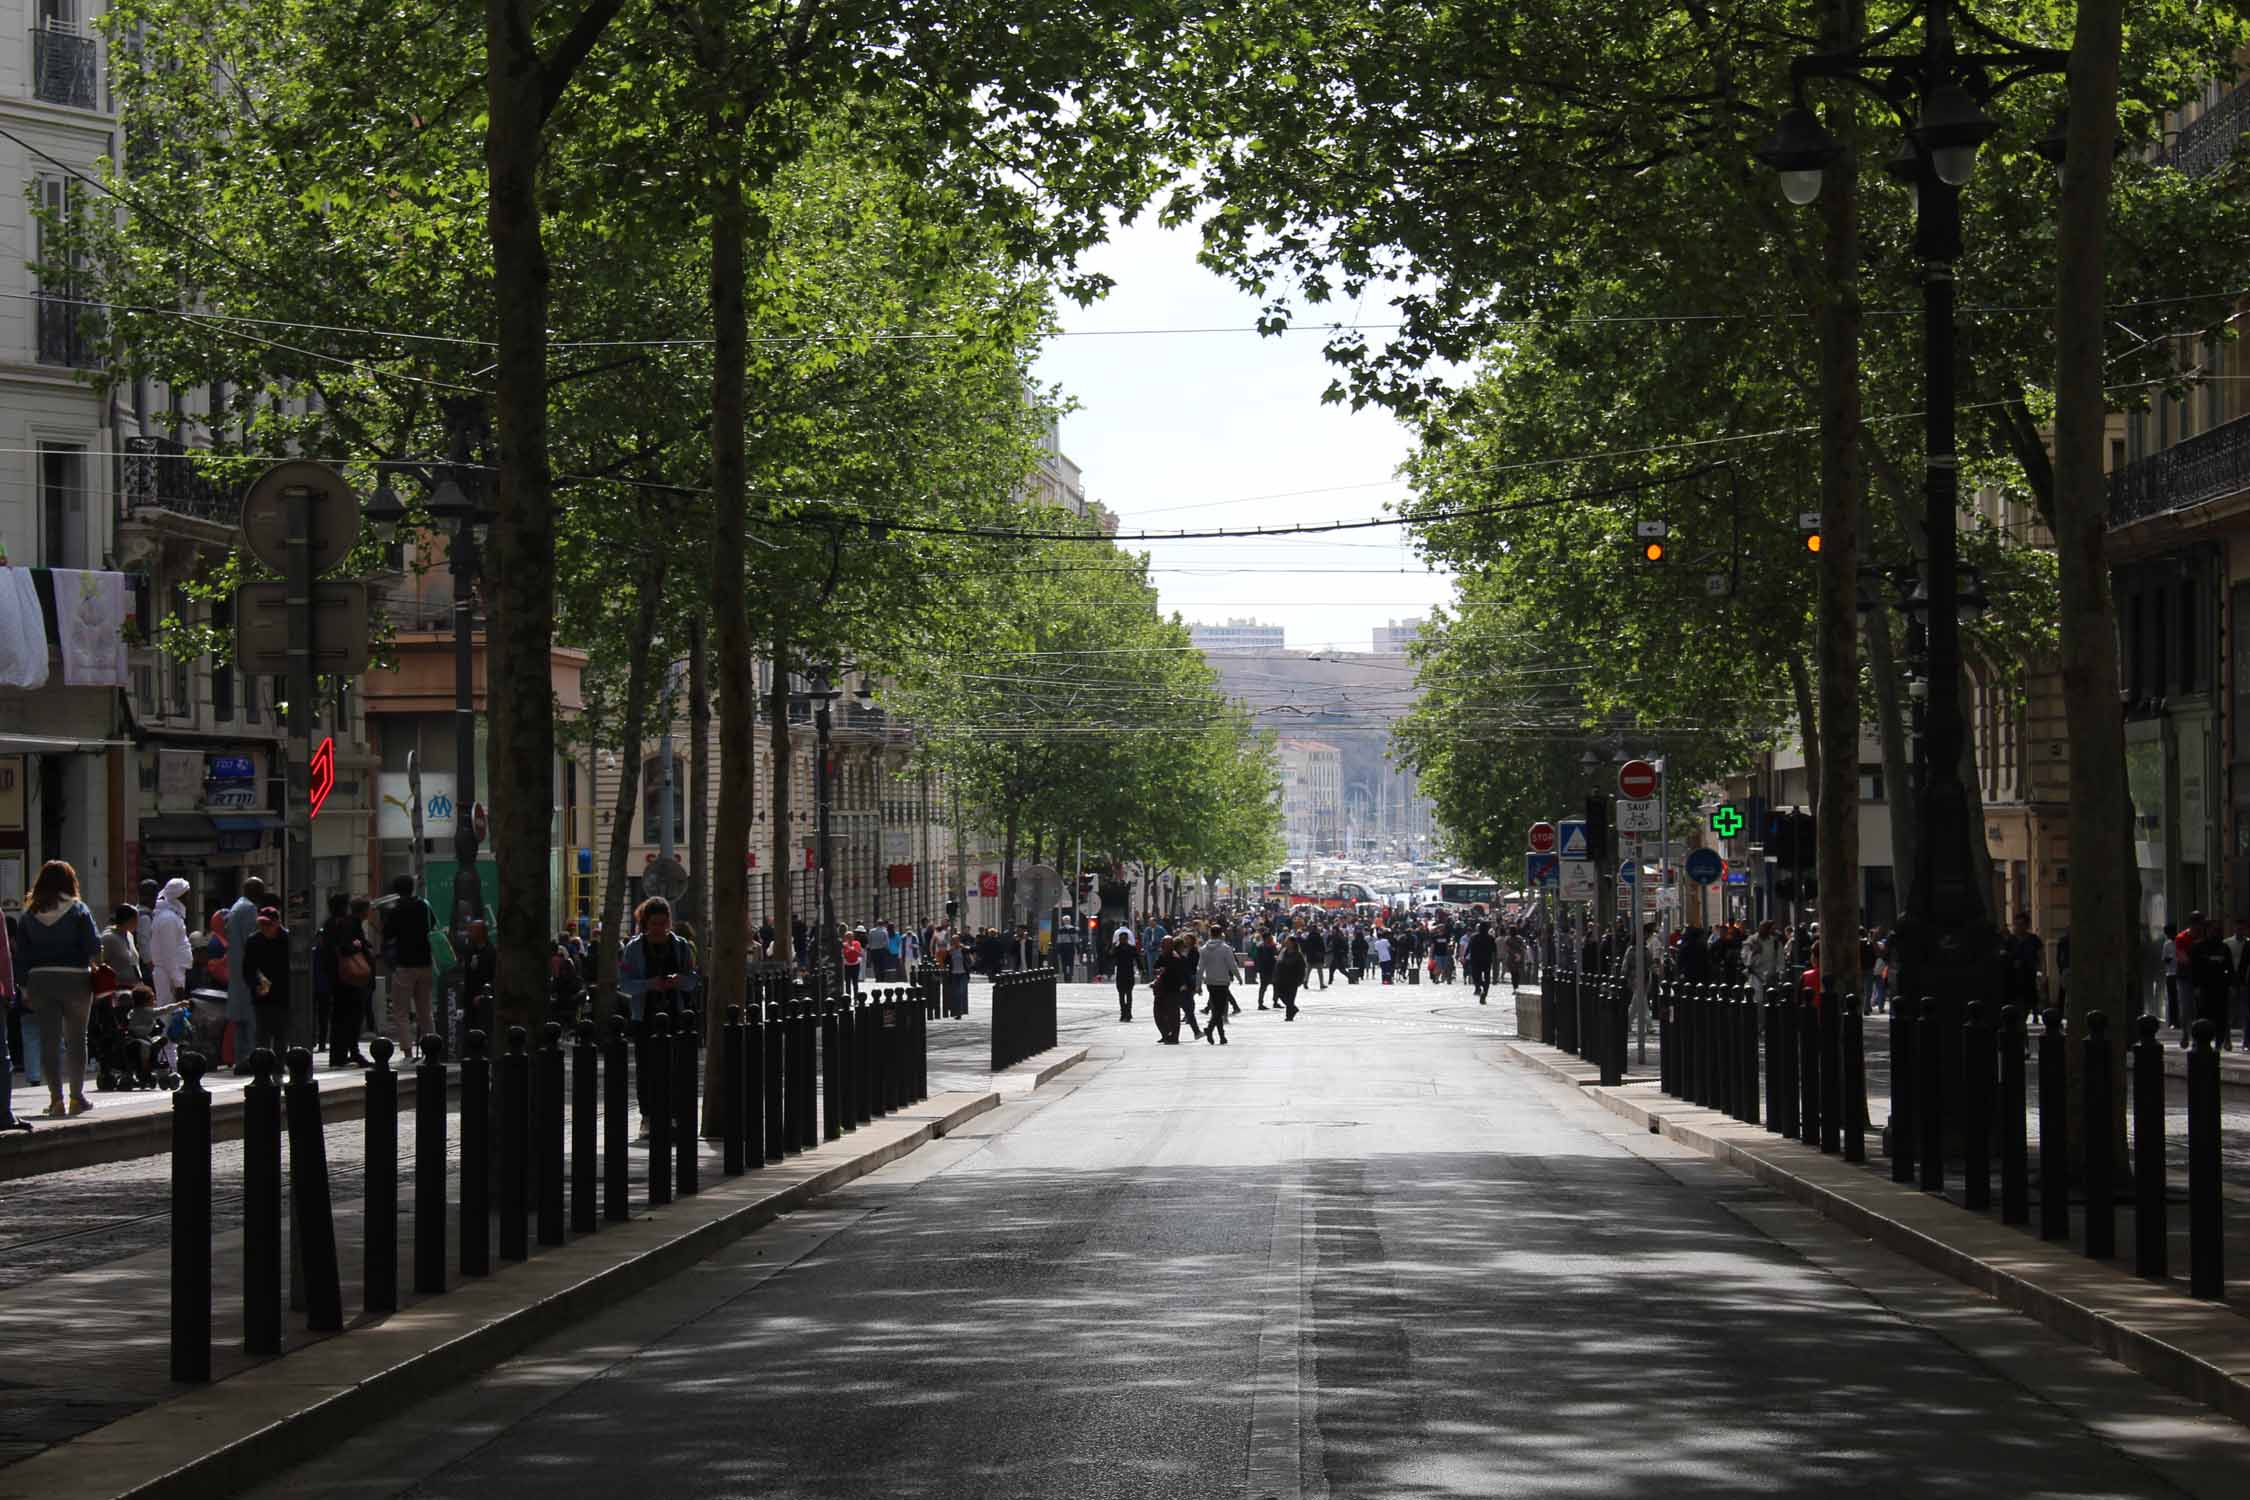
[[1275, 737, 1341, 861], [1190, 618, 1286, 655], [1372, 616, 1424, 654]]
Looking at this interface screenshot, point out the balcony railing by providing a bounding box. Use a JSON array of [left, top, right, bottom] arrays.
[[31, 27, 98, 110], [2161, 82, 2249, 179], [35, 290, 94, 367], [121, 435, 239, 524], [2109, 414, 2250, 525]]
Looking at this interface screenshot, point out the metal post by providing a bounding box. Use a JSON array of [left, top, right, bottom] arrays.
[[647, 1012, 673, 1205], [364, 1038, 398, 1313], [241, 1049, 282, 1355], [450, 513, 483, 928], [283, 487, 316, 1049], [573, 1021, 599, 1231], [1917, 997, 1943, 1192], [282, 1048, 343, 1331], [170, 1053, 213, 1381], [538, 1022, 565, 1245], [414, 1035, 447, 1292], [672, 1013, 697, 1197], [2131, 1015, 2165, 1279], [815, 687, 835, 1004], [722, 1006, 745, 1175], [1962, 1001, 1992, 1211], [2082, 1012, 2114, 1260], [2187, 1020, 2223, 1298], [2039, 1008, 2068, 1241], [499, 1027, 528, 1261], [1999, 1005, 2029, 1226], [603, 1015, 629, 1221], [1840, 992, 1861, 1160], [461, 1029, 489, 1274], [1891, 994, 1916, 1181], [744, 987, 766, 1167]]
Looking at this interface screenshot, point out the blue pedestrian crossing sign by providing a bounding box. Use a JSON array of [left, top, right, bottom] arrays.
[[1526, 851, 1560, 887], [1557, 819, 1589, 858], [1685, 847, 1724, 886]]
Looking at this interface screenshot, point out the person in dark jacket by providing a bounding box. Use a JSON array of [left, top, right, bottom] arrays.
[[1325, 927, 1348, 986], [2187, 916, 2229, 1051], [1273, 936, 1310, 1021], [1112, 925, 1140, 1021], [1465, 923, 1497, 1003], [240, 907, 292, 1055], [1253, 930, 1279, 1008], [457, 919, 498, 1042], [319, 892, 374, 1068]]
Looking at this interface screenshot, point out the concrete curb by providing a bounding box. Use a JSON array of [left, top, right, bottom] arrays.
[[0, 1071, 457, 1184], [1502, 1039, 2250, 1429], [993, 1045, 1089, 1094], [0, 1090, 1005, 1500]]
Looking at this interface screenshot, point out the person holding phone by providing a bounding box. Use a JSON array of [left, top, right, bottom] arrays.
[[619, 896, 699, 1135]]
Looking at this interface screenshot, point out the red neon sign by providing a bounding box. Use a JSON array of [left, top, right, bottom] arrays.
[[309, 735, 336, 821]]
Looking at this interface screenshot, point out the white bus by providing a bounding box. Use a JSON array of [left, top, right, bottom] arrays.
[[1436, 873, 1500, 911]]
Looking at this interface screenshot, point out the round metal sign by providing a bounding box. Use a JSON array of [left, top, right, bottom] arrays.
[[1527, 821, 1557, 854], [240, 460, 361, 578], [1685, 847, 1725, 886], [1618, 758, 1659, 800]]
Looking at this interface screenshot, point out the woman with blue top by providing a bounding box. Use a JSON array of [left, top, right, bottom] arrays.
[[17, 860, 102, 1118], [618, 896, 698, 1136]]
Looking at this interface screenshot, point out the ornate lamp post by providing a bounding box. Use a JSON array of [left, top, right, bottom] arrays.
[[1758, 0, 2064, 1112]]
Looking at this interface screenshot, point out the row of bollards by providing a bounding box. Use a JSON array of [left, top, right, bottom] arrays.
[[1641, 973, 2228, 1303], [990, 967, 1059, 1072], [169, 977, 934, 1380]]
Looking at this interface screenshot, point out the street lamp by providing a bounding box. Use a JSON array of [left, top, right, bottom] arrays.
[[1757, 0, 2063, 1125], [792, 670, 846, 1001]]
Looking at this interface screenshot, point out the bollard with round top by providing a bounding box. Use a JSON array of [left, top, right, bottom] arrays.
[[538, 1022, 566, 1246], [603, 1015, 630, 1221], [499, 1027, 530, 1262], [170, 1051, 213, 1382], [1917, 998, 1944, 1194], [2187, 1019, 2223, 1299], [1765, 983, 1787, 1137], [283, 1048, 344, 1333], [1962, 1000, 1994, 1212], [743, 992, 766, 1169], [1840, 991, 1863, 1161], [1998, 1005, 2029, 1225], [672, 1008, 697, 1198], [2038, 1008, 2069, 1242], [573, 1021, 599, 1233], [414, 1035, 447, 1293], [1889, 995, 1916, 1183], [242, 1047, 283, 1355], [647, 1011, 674, 1207], [722, 1006, 746, 1176], [764, 998, 786, 1161], [2082, 1012, 2115, 1261], [461, 1030, 491, 1276], [2132, 1014, 2166, 1280], [822, 992, 844, 1142], [1799, 987, 1822, 1150], [1818, 985, 1842, 1155], [364, 1037, 399, 1314]]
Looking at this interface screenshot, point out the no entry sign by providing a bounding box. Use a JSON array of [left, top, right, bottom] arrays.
[[1618, 759, 1659, 800], [1528, 821, 1557, 854]]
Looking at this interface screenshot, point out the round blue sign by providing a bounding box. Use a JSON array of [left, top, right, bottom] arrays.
[[1684, 848, 1724, 886]]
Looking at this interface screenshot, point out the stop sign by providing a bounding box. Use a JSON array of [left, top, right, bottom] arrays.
[[1618, 759, 1659, 800], [1528, 821, 1557, 854]]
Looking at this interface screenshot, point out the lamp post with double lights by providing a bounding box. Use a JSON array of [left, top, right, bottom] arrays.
[[1757, 0, 2063, 1104]]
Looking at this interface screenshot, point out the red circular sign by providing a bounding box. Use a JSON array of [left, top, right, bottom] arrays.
[[1618, 759, 1659, 799], [1527, 822, 1557, 854]]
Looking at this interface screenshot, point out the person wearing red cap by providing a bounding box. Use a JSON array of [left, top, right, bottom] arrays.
[[241, 906, 293, 1056]]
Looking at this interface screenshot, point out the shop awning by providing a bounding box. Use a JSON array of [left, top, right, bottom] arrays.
[[140, 813, 217, 845], [212, 814, 285, 832], [0, 732, 128, 754]]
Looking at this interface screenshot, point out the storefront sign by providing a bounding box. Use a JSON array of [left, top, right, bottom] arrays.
[[158, 751, 202, 804], [208, 754, 256, 782], [887, 863, 914, 889], [205, 784, 261, 811]]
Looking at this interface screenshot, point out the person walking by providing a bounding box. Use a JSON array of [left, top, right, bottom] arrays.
[[148, 878, 192, 1008], [17, 861, 101, 1118], [1349, 926, 1370, 984], [1150, 936, 1189, 1044], [939, 924, 973, 1018], [618, 896, 700, 1135], [1198, 928, 1240, 1035], [2188, 915, 2231, 1051], [240, 906, 293, 1060], [1325, 925, 1347, 988], [1373, 927, 1394, 985], [101, 904, 145, 995], [320, 892, 375, 1068], [382, 875, 437, 1058], [1274, 935, 1309, 1021], [1253, 929, 1279, 1008], [222, 876, 268, 1070], [0, 909, 25, 1132], [1466, 922, 1497, 1004], [1111, 924, 1140, 1021], [841, 929, 865, 998], [2001, 912, 2045, 1019]]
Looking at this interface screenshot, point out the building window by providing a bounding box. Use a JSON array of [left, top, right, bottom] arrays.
[[32, 176, 94, 364], [642, 755, 684, 843], [31, 3, 98, 111], [244, 670, 261, 724], [37, 443, 84, 567], [210, 599, 234, 721]]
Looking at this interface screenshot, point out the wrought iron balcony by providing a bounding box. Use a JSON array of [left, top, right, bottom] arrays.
[[2109, 414, 2250, 525], [31, 27, 98, 111], [35, 291, 94, 367], [121, 435, 239, 524], [2161, 82, 2249, 179]]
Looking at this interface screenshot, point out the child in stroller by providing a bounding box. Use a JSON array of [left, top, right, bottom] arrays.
[[92, 985, 182, 1091]]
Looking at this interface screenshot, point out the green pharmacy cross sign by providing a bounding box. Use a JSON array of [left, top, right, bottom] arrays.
[[1710, 803, 1744, 840]]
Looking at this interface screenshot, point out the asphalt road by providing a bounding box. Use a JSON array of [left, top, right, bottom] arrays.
[[240, 981, 2250, 1500]]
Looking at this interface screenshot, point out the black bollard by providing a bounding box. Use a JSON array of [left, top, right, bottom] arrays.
[[1999, 1005, 2029, 1226], [414, 1035, 447, 1294], [1599, 978, 1623, 1087], [836, 993, 858, 1131], [723, 1006, 746, 1176], [499, 1028, 530, 1261], [856, 994, 877, 1126], [2187, 1020, 2223, 1299], [673, 1010, 697, 1198], [461, 1030, 491, 1276], [2038, 1008, 2068, 1242], [573, 1022, 599, 1233], [364, 1038, 399, 1315], [1889, 995, 1916, 1183], [603, 1015, 629, 1222], [1917, 1000, 1944, 1194], [795, 999, 817, 1150], [647, 1011, 674, 1207], [822, 997, 844, 1141], [282, 1049, 344, 1333], [1765, 985, 1785, 1136], [1962, 1002, 1993, 1213], [2082, 1012, 2115, 1261], [1840, 992, 1862, 1161], [764, 1001, 786, 1161], [242, 1048, 283, 1355], [1799, 989, 1821, 1149], [1819, 986, 1842, 1155], [743, 993, 765, 1168], [170, 1052, 213, 1382], [2132, 1015, 2166, 1280], [1657, 980, 1673, 1095], [538, 1023, 566, 1247]]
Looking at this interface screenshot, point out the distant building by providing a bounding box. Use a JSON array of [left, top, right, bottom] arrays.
[[1372, 616, 1424, 654], [1275, 739, 1342, 859], [1190, 618, 1286, 655]]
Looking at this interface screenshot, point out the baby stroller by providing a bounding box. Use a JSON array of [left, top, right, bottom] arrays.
[[92, 991, 183, 1091]]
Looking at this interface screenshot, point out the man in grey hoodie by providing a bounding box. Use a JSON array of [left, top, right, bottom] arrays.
[[1197, 929, 1241, 1042]]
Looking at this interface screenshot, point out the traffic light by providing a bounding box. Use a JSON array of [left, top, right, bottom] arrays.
[[1634, 519, 1668, 564], [1077, 871, 1096, 901], [1798, 509, 1822, 555], [1277, 869, 1293, 891], [1582, 792, 1611, 864]]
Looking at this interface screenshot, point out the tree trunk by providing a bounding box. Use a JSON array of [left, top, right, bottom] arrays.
[[702, 79, 752, 1132], [2054, 0, 2131, 1157], [595, 555, 666, 1016], [1812, 0, 1865, 993], [484, 0, 561, 1032], [1865, 607, 1917, 914], [768, 633, 795, 966], [1786, 652, 1820, 926], [686, 611, 711, 945], [1000, 801, 1021, 934]]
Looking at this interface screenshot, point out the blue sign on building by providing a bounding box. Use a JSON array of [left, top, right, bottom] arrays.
[[1525, 851, 1560, 887], [1684, 848, 1725, 886], [207, 754, 256, 782]]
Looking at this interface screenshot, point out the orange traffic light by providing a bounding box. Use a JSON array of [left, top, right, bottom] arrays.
[[1641, 540, 1666, 563], [1804, 532, 1822, 554]]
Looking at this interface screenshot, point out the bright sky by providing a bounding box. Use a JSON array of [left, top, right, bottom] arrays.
[[1032, 215, 1455, 654]]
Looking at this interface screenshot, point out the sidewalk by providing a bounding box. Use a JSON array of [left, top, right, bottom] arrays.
[[1504, 1036, 2250, 1426], [0, 1040, 1088, 1498]]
